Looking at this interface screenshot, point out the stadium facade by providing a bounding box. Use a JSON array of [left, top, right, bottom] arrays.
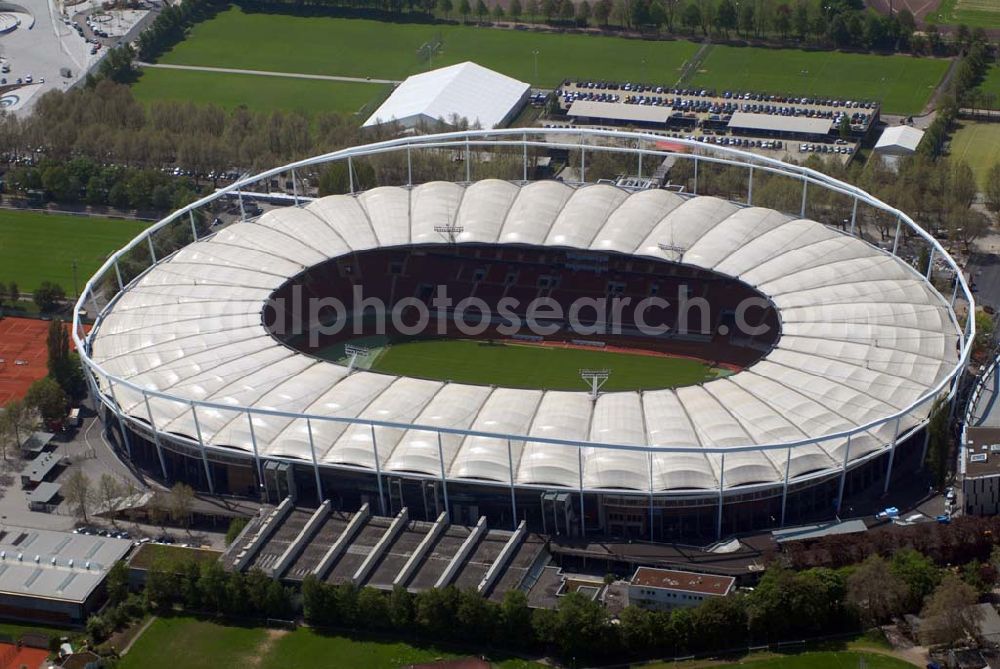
[[74, 129, 974, 542]]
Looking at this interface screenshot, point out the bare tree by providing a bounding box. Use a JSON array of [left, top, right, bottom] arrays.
[[64, 470, 95, 524], [846, 555, 907, 625], [169, 482, 195, 534], [920, 573, 983, 647], [98, 474, 125, 525]]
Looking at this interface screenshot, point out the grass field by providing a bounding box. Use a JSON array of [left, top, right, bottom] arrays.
[[128, 543, 222, 570], [364, 338, 719, 391], [159, 7, 700, 88], [645, 650, 917, 668], [949, 121, 1000, 188], [118, 617, 542, 669], [974, 62, 1000, 98], [688, 46, 949, 115], [0, 210, 148, 293], [131, 67, 390, 116], [929, 0, 1000, 28]]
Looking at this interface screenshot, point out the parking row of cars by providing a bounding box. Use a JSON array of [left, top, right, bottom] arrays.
[[799, 142, 854, 155], [73, 525, 187, 546]]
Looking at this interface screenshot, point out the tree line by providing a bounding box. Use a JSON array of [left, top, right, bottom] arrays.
[[921, 39, 992, 159], [293, 543, 990, 664], [239, 0, 979, 56]]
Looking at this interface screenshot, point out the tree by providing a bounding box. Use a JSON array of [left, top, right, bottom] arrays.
[[682, 1, 701, 33], [458, 0, 471, 20], [714, 0, 736, 36], [64, 470, 95, 523], [0, 398, 33, 461], [983, 162, 1000, 217], [509, 0, 522, 20], [317, 161, 376, 196], [33, 281, 66, 313], [492, 1, 504, 21], [106, 560, 129, 605], [98, 474, 126, 522], [226, 517, 248, 545], [8, 282, 18, 305], [846, 555, 906, 624], [838, 115, 851, 141], [438, 0, 453, 16], [147, 490, 171, 530], [170, 482, 196, 532], [774, 4, 791, 39], [793, 1, 809, 39], [559, 0, 575, 22], [920, 573, 982, 647], [576, 0, 592, 25], [593, 0, 612, 24], [475, 0, 488, 21], [24, 377, 67, 428], [892, 548, 941, 612], [46, 319, 86, 401]]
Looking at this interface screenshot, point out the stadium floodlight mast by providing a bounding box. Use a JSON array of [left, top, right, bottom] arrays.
[[579, 369, 610, 401], [344, 344, 370, 372], [434, 225, 464, 244], [657, 241, 686, 256]]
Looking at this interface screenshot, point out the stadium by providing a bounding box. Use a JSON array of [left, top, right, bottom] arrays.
[[73, 129, 973, 542]]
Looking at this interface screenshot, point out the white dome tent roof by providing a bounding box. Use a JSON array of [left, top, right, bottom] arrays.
[[363, 62, 530, 130], [88, 179, 960, 493]]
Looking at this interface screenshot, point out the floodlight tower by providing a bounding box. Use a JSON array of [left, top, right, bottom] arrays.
[[344, 344, 370, 372], [434, 225, 464, 244], [579, 369, 610, 401], [657, 241, 686, 257]]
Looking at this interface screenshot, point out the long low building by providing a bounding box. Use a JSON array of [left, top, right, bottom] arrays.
[[0, 526, 131, 624]]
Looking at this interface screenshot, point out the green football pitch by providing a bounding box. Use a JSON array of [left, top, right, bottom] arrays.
[[158, 7, 700, 88], [929, 0, 1000, 28], [357, 338, 720, 391], [131, 67, 390, 116], [0, 210, 148, 293], [949, 120, 1000, 188], [688, 46, 949, 116]]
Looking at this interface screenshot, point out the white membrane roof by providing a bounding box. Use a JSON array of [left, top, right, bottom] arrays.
[[90, 180, 959, 493]]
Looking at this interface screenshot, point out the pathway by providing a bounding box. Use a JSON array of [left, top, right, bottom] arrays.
[[136, 62, 401, 85]]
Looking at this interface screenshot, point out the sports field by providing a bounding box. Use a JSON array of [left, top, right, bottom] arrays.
[[158, 7, 700, 88], [688, 46, 949, 115], [131, 67, 390, 116], [974, 62, 1000, 98], [929, 0, 1000, 28], [949, 121, 1000, 188], [362, 338, 719, 391], [117, 616, 542, 669], [0, 210, 148, 293]]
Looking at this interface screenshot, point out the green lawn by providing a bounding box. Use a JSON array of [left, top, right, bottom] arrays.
[[948, 120, 1000, 188], [973, 62, 1000, 99], [118, 617, 543, 669], [688, 46, 949, 115], [928, 0, 1000, 28], [0, 210, 148, 293], [368, 339, 718, 391], [131, 67, 390, 116], [159, 7, 700, 88], [127, 543, 222, 570]]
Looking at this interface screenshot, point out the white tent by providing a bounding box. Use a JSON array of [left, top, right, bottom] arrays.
[[363, 62, 530, 130], [874, 125, 925, 155]]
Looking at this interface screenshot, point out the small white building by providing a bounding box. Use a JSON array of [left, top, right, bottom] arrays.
[[874, 125, 925, 156], [363, 61, 530, 130], [628, 567, 735, 611]]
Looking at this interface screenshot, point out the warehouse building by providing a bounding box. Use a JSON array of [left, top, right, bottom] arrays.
[[0, 526, 131, 624], [363, 61, 530, 130]]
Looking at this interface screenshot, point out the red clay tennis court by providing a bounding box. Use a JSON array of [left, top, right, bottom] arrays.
[[0, 317, 89, 405]]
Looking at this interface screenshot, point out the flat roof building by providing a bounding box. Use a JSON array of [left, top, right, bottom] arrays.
[[727, 111, 833, 137], [628, 567, 734, 610], [0, 526, 131, 624], [363, 62, 529, 130]]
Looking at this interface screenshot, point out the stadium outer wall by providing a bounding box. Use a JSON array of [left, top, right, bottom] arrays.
[[75, 129, 974, 543]]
